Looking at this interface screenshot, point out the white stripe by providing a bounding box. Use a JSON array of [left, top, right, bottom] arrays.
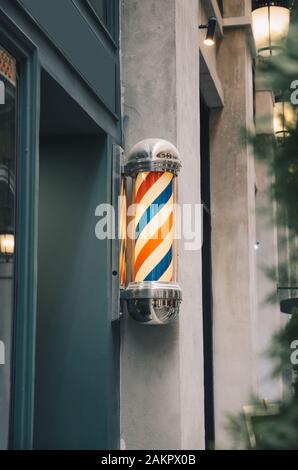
[[119, 196, 127, 239], [134, 173, 172, 227], [134, 195, 173, 259], [135, 227, 173, 282]]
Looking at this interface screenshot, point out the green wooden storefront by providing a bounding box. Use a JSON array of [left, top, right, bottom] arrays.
[[0, 0, 121, 450]]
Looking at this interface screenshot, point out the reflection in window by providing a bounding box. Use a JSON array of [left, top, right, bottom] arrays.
[[0, 45, 17, 450]]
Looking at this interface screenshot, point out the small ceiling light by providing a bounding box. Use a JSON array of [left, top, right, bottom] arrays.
[[252, 1, 292, 57], [199, 17, 217, 47], [273, 98, 297, 143], [254, 241, 260, 250]]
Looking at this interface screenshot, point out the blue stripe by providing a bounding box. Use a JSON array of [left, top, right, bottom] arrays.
[[144, 247, 173, 281], [135, 180, 172, 240]]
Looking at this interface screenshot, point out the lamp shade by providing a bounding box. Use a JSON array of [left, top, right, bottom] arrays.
[[0, 229, 14, 259], [252, 1, 291, 57], [274, 100, 297, 140]]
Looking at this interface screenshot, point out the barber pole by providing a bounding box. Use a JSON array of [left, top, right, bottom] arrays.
[[134, 171, 174, 283], [121, 139, 182, 325]]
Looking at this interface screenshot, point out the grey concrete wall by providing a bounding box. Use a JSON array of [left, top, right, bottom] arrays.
[[121, 0, 205, 450], [255, 148, 283, 401], [210, 17, 257, 448], [223, 0, 245, 17], [254, 90, 284, 402]]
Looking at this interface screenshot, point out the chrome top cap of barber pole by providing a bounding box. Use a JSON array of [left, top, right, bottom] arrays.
[[124, 138, 182, 177]]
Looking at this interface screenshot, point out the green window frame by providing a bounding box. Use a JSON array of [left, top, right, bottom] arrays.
[[1, 0, 121, 449], [85, 0, 117, 39], [0, 21, 40, 449]]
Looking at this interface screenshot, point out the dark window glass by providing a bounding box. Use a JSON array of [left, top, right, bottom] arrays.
[[88, 0, 108, 25], [0, 46, 17, 450]]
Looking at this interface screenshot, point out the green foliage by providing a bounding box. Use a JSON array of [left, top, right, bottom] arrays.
[[228, 313, 298, 449], [254, 402, 298, 450], [228, 8, 298, 450]]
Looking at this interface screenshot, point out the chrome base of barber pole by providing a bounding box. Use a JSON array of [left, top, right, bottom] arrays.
[[121, 282, 182, 325]]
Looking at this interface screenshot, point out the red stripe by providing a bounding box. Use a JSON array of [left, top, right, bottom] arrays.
[[135, 172, 163, 204]]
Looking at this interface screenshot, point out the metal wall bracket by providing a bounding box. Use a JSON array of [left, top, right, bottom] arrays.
[[111, 144, 124, 322]]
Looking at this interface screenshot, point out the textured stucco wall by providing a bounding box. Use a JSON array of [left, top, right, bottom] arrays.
[[254, 90, 284, 402], [121, 0, 205, 450], [255, 146, 284, 401], [223, 0, 246, 17], [210, 23, 257, 448]]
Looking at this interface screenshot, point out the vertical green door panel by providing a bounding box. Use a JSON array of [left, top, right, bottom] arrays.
[[17, 0, 117, 113], [34, 135, 119, 449]]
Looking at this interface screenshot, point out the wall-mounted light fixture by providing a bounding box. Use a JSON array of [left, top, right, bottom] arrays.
[[121, 139, 182, 325], [0, 160, 15, 262], [273, 98, 297, 143], [252, 1, 291, 57], [277, 285, 298, 314], [199, 17, 217, 46], [0, 228, 14, 262]]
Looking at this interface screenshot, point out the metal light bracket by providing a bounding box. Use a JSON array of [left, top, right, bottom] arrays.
[[111, 144, 124, 322]]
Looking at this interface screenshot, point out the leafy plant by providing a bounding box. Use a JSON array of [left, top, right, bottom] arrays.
[[227, 6, 298, 450]]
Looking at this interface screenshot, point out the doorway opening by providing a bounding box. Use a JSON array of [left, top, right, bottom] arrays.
[[34, 71, 119, 449]]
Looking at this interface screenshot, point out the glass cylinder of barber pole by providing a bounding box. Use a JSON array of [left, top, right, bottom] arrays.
[[122, 139, 182, 325], [119, 178, 127, 289]]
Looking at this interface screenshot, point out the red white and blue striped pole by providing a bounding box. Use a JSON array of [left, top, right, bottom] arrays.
[[122, 139, 182, 325], [134, 171, 174, 283]]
